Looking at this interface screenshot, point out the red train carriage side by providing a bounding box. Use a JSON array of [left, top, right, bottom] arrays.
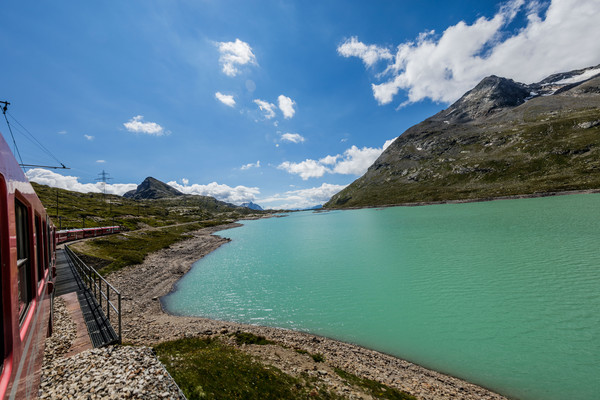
[[0, 130, 55, 399], [55, 226, 120, 245]]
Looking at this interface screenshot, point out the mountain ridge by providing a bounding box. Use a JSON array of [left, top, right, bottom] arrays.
[[123, 177, 184, 200], [325, 65, 600, 208], [123, 176, 254, 213], [241, 201, 264, 211]]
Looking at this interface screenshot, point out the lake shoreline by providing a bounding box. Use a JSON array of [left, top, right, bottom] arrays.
[[324, 188, 600, 210], [107, 219, 509, 400]]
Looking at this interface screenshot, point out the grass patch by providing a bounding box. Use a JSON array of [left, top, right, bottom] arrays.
[[154, 337, 341, 400], [71, 221, 222, 275], [333, 367, 417, 400], [311, 353, 325, 363], [233, 332, 275, 346], [32, 181, 268, 231], [325, 107, 600, 209]]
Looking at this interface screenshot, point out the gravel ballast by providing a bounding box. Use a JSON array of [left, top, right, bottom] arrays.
[[38, 297, 184, 399]]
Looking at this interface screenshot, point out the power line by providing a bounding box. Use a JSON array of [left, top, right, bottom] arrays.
[[6, 110, 67, 168], [96, 170, 113, 200], [1, 100, 24, 166], [1, 100, 68, 170]]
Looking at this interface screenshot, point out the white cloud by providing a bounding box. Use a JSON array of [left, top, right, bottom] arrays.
[[340, 0, 600, 106], [123, 115, 167, 136], [278, 159, 329, 180], [278, 95, 296, 119], [215, 92, 236, 107], [280, 133, 305, 143], [337, 36, 393, 67], [333, 137, 396, 175], [259, 183, 348, 210], [319, 155, 338, 165], [58, 130, 67, 135], [96, 160, 106, 163], [278, 137, 397, 180], [25, 169, 259, 206], [331, 145, 386, 175], [253, 99, 277, 119], [26, 168, 137, 195], [216, 38, 257, 77], [84, 134, 94, 141], [241, 160, 260, 170], [167, 181, 260, 204], [181, 178, 189, 185]]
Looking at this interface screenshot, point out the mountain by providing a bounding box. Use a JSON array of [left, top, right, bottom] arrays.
[[241, 201, 264, 211], [326, 65, 600, 208], [123, 177, 184, 200], [122, 176, 262, 215]]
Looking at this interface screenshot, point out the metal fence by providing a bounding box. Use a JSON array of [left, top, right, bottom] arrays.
[[64, 245, 122, 343]]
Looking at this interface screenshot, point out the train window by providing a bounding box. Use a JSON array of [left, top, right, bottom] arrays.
[[15, 199, 32, 322], [35, 216, 43, 281], [45, 221, 50, 269]]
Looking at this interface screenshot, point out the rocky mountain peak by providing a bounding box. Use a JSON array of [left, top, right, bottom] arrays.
[[123, 176, 184, 200], [438, 76, 530, 123], [241, 201, 264, 211], [325, 64, 600, 209]]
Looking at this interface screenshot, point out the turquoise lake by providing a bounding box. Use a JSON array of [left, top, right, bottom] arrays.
[[162, 194, 600, 400]]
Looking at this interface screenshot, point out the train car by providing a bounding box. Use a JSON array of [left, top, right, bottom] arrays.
[[0, 130, 56, 399], [56, 226, 120, 245]]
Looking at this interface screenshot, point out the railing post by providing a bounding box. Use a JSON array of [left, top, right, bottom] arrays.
[[64, 245, 122, 345], [118, 292, 122, 343], [106, 288, 109, 322]]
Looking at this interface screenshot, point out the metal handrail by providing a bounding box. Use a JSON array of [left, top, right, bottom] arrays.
[[64, 245, 122, 343]]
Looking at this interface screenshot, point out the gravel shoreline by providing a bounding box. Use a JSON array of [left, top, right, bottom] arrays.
[[39, 297, 184, 399], [106, 222, 509, 400]]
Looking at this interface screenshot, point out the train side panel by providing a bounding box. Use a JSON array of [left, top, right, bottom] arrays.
[[56, 226, 120, 245], [1, 132, 54, 399]]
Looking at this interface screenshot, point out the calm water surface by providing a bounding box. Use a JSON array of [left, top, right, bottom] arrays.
[[162, 194, 600, 400]]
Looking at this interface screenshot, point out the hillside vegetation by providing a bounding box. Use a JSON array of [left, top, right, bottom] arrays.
[[33, 182, 260, 232], [326, 67, 600, 208], [33, 180, 266, 274]]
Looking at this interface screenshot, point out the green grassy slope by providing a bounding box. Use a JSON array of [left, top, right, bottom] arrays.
[[326, 78, 600, 208]]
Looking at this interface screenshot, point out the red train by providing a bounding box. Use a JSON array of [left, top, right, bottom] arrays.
[[1, 130, 120, 398], [56, 226, 120, 244], [1, 130, 56, 398]]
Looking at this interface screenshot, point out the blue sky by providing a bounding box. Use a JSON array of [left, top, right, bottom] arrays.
[[1, 0, 599, 209]]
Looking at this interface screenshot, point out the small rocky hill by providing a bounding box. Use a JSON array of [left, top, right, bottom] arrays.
[[241, 201, 264, 211], [123, 177, 184, 200], [123, 176, 260, 215], [326, 65, 600, 208]]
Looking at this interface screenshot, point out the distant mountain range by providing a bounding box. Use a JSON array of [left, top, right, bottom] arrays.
[[325, 65, 600, 208]]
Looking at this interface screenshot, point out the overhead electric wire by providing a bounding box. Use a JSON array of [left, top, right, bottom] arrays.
[[1, 102, 25, 166], [6, 111, 67, 168], [0, 101, 68, 170]]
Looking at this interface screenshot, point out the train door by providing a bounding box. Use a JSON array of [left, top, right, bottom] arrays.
[[44, 219, 50, 271], [15, 199, 32, 323], [35, 215, 43, 283]]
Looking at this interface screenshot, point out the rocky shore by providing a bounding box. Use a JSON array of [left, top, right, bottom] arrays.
[[104, 222, 509, 400]]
